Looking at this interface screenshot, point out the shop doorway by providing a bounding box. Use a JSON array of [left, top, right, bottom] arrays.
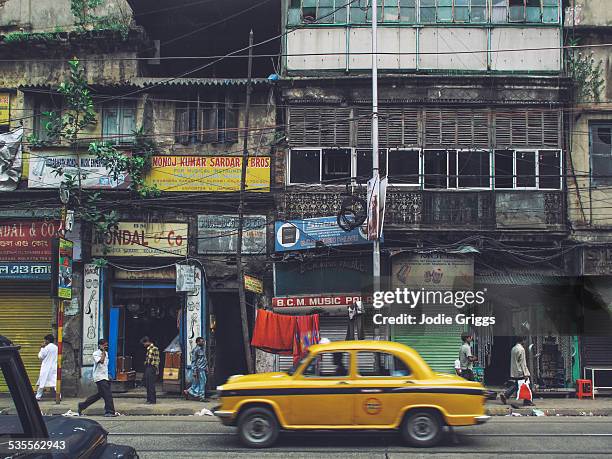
[[110, 285, 183, 382]]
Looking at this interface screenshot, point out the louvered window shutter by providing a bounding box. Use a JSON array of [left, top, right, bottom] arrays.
[[120, 103, 136, 144], [176, 106, 190, 145], [288, 106, 305, 146], [225, 101, 238, 144], [103, 106, 119, 143], [424, 108, 443, 146], [202, 105, 219, 144]]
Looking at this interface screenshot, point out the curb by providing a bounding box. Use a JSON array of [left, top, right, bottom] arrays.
[[487, 406, 611, 417]]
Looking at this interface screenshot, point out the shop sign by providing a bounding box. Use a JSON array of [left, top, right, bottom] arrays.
[[197, 215, 266, 254], [0, 220, 59, 261], [275, 217, 372, 252], [273, 294, 369, 308], [146, 155, 270, 192], [0, 93, 10, 125], [82, 264, 101, 366], [0, 262, 51, 280], [92, 222, 188, 257], [176, 264, 196, 292], [391, 253, 474, 290], [186, 266, 203, 369], [244, 274, 263, 294], [51, 238, 73, 300], [28, 152, 131, 189], [115, 266, 176, 280], [582, 247, 612, 275]]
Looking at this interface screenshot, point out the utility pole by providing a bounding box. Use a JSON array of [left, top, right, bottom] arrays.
[[236, 30, 255, 374], [372, 4, 381, 304]]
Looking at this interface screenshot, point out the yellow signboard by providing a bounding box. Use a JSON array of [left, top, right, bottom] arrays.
[[244, 274, 264, 294], [0, 93, 10, 126], [92, 222, 188, 257], [146, 155, 270, 192]]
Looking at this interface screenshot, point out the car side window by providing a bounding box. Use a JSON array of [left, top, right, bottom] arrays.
[[0, 362, 26, 436], [357, 352, 412, 378], [302, 352, 350, 378]]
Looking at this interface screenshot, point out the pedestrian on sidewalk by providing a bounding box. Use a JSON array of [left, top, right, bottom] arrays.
[[35, 334, 57, 401], [184, 337, 208, 401], [141, 336, 159, 404], [458, 332, 478, 381], [500, 336, 535, 407], [78, 339, 118, 417]]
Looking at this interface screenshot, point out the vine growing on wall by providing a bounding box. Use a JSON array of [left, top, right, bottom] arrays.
[[29, 58, 158, 260], [567, 38, 605, 103], [70, 0, 131, 39]]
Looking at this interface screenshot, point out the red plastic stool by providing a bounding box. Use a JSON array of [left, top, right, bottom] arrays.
[[576, 379, 593, 399]]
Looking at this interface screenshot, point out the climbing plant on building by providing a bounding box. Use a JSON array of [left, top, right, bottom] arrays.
[[567, 38, 605, 103]]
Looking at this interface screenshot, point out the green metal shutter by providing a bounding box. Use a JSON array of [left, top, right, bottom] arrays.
[[391, 306, 464, 375], [0, 284, 54, 392]]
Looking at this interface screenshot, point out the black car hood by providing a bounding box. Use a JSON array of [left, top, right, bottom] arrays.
[[44, 416, 107, 458]]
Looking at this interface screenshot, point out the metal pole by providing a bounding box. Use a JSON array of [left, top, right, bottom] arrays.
[[372, 2, 381, 299], [55, 299, 64, 404], [236, 30, 255, 374]]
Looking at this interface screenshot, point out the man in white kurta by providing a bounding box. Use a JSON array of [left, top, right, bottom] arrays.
[[36, 334, 58, 400]]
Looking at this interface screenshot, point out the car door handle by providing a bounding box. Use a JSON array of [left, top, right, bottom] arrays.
[[360, 389, 383, 393], [336, 381, 349, 385], [404, 380, 415, 384]]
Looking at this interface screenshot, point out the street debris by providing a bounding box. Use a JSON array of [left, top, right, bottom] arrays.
[[195, 408, 214, 416], [532, 409, 545, 416], [62, 409, 79, 417]]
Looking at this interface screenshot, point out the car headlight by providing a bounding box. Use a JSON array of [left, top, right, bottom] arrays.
[[216, 385, 224, 391], [227, 374, 244, 382]]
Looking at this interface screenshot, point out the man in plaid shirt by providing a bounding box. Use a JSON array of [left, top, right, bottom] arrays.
[[140, 336, 159, 404]]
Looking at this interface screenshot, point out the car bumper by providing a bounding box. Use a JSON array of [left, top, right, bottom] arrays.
[[474, 415, 491, 425], [214, 410, 236, 426]]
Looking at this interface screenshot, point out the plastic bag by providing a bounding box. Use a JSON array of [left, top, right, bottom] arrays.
[[517, 379, 533, 401]]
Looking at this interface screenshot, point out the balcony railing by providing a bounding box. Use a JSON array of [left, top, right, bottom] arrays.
[[282, 189, 566, 231]]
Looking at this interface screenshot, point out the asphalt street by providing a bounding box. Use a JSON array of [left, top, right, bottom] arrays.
[[97, 416, 612, 458]]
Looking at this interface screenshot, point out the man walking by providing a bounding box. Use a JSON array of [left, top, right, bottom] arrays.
[[458, 332, 478, 381], [141, 336, 159, 404], [78, 339, 118, 417], [500, 336, 535, 406], [35, 334, 58, 400], [184, 337, 208, 401]]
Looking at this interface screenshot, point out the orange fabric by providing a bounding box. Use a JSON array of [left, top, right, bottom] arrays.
[[251, 309, 295, 355], [293, 314, 320, 365]]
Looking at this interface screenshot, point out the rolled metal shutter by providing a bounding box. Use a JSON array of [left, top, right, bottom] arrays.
[[391, 306, 464, 374], [0, 284, 54, 392], [276, 316, 373, 372]]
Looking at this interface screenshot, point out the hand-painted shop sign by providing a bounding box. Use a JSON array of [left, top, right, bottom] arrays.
[[275, 217, 372, 252], [114, 266, 176, 280], [244, 274, 264, 294], [197, 215, 266, 254], [273, 294, 370, 308], [146, 155, 270, 192], [92, 222, 188, 257], [28, 152, 131, 189], [0, 220, 59, 261], [0, 262, 51, 280], [391, 253, 474, 290]]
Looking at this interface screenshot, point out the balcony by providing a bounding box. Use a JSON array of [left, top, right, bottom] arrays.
[[282, 189, 565, 231]]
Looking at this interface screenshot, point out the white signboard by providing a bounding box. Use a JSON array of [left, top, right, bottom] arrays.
[[185, 266, 203, 368], [82, 264, 101, 365], [28, 152, 129, 189]]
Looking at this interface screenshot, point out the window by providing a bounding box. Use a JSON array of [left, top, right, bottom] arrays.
[[303, 352, 350, 377], [356, 149, 387, 180], [175, 99, 238, 146], [494, 149, 514, 189], [388, 149, 419, 185], [288, 148, 351, 184], [32, 96, 62, 143], [420, 0, 436, 22], [357, 351, 411, 377], [0, 361, 26, 436], [350, 0, 368, 23], [493, 149, 561, 189], [590, 123, 612, 187], [400, 0, 417, 22], [102, 101, 136, 145], [424, 149, 448, 189], [516, 150, 536, 188], [538, 150, 561, 189], [506, 0, 556, 23], [457, 150, 490, 188]]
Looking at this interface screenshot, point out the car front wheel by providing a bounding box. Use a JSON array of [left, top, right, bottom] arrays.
[[237, 407, 279, 448], [400, 410, 443, 447]]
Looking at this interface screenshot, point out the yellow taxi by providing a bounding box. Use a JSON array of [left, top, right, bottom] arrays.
[[214, 340, 489, 448]]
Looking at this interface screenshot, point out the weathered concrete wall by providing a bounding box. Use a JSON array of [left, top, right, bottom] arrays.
[[566, 1, 612, 28], [0, 0, 133, 33]]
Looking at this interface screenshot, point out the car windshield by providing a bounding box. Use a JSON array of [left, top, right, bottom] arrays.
[[286, 352, 310, 376]]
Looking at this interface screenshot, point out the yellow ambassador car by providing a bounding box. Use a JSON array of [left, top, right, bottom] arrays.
[[214, 341, 489, 448]]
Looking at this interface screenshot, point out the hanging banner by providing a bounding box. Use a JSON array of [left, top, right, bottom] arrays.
[[176, 264, 196, 292], [92, 222, 188, 257], [185, 266, 203, 368], [0, 220, 59, 261], [0, 93, 10, 126], [51, 238, 74, 300], [82, 264, 101, 365], [275, 216, 372, 252], [28, 152, 131, 189], [0, 127, 23, 192], [146, 155, 270, 192], [367, 175, 380, 241], [197, 215, 266, 254]]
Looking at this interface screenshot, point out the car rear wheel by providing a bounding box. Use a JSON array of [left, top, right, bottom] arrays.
[[400, 410, 443, 447], [238, 407, 279, 448]]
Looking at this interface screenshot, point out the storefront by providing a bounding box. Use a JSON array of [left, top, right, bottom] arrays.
[[0, 219, 58, 390], [83, 221, 206, 393], [272, 256, 374, 371]]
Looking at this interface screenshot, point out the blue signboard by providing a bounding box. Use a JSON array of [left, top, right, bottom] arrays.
[[274, 216, 373, 252], [0, 262, 52, 280]]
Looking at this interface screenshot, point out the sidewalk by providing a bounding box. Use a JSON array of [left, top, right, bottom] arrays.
[[37, 395, 612, 417]]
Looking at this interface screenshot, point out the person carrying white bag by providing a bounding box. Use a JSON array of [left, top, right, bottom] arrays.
[[500, 336, 535, 407]]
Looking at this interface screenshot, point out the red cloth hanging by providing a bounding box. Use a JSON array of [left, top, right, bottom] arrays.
[[293, 314, 320, 365], [251, 309, 295, 355]]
